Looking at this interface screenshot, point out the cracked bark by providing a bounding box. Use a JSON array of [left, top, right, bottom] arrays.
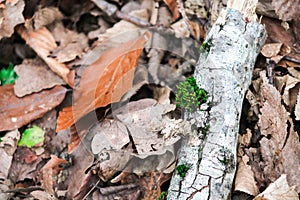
[[167, 1, 267, 200]]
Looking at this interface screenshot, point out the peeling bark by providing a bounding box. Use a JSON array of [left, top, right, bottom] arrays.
[[167, 3, 267, 200]]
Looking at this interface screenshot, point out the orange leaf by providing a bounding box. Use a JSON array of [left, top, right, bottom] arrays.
[[56, 32, 150, 132], [164, 0, 180, 20]]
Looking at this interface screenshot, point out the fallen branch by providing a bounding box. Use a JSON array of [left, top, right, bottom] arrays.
[[167, 0, 267, 199]]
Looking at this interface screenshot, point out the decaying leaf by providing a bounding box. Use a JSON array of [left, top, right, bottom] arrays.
[[91, 120, 130, 154], [163, 0, 180, 20], [65, 142, 94, 199], [40, 155, 68, 194], [234, 155, 259, 196], [282, 75, 300, 109], [254, 174, 298, 200], [24, 6, 63, 31], [258, 71, 300, 192], [56, 32, 150, 132], [90, 98, 189, 181], [0, 130, 19, 180], [295, 90, 300, 120], [0, 0, 25, 40], [0, 84, 66, 131], [50, 22, 89, 63], [8, 146, 43, 184], [272, 0, 299, 21], [261, 43, 291, 63], [17, 26, 75, 87], [14, 59, 65, 97]]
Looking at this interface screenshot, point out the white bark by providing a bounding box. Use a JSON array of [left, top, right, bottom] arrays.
[[167, 6, 267, 200]]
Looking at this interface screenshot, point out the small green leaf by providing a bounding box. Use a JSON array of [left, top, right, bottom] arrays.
[[18, 126, 45, 148], [0, 63, 18, 85]]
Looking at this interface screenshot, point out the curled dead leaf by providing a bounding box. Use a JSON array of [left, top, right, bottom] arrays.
[[17, 26, 75, 87]]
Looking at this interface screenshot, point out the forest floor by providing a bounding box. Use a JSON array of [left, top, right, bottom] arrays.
[[0, 0, 299, 199]]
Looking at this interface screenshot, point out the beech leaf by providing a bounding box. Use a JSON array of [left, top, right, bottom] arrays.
[[56, 32, 150, 132]]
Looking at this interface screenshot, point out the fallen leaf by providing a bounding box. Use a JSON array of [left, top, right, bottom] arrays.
[[14, 59, 65, 97], [91, 120, 130, 154], [56, 32, 150, 132], [295, 90, 300, 120], [0, 84, 66, 131], [65, 142, 93, 199], [40, 155, 68, 194], [261, 43, 282, 58], [272, 0, 299, 21], [164, 0, 180, 20], [0, 130, 19, 180], [24, 6, 63, 31], [8, 146, 43, 183], [282, 75, 300, 109], [258, 71, 300, 192], [17, 26, 75, 87], [234, 155, 259, 196], [0, 0, 25, 40], [50, 22, 89, 63], [254, 174, 298, 200]]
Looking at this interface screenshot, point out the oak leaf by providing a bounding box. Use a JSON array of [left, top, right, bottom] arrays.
[[56, 32, 150, 132]]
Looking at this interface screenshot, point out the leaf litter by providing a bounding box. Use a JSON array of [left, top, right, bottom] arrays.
[[0, 0, 300, 199]]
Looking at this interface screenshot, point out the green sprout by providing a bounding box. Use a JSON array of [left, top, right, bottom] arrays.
[[175, 77, 208, 112], [18, 125, 45, 148], [176, 164, 190, 178], [158, 191, 167, 200], [0, 63, 18, 85]]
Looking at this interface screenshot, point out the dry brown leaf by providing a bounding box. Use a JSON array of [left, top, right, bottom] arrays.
[[24, 6, 63, 31], [17, 26, 75, 87], [272, 0, 299, 21], [40, 155, 68, 194], [50, 22, 88, 63], [235, 155, 259, 196], [65, 142, 94, 199], [254, 174, 298, 200], [96, 9, 149, 46], [0, 130, 19, 180], [261, 43, 291, 63], [8, 146, 43, 183], [14, 59, 65, 97], [258, 71, 300, 192], [0, 85, 66, 131], [0, 0, 25, 40], [56, 32, 150, 132], [164, 0, 180, 20], [261, 43, 282, 58], [282, 75, 300, 109], [295, 90, 300, 120], [91, 120, 130, 154]]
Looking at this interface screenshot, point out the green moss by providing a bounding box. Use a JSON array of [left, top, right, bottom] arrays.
[[175, 77, 208, 112], [176, 164, 190, 178], [158, 191, 167, 200], [199, 39, 212, 53]]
